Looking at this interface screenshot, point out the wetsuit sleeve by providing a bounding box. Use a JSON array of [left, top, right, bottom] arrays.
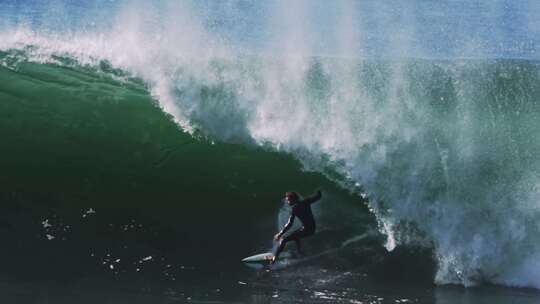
[[304, 190, 322, 205], [278, 213, 295, 236]]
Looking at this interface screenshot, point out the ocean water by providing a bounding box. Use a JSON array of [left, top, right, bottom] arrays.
[[2, 1, 540, 303]]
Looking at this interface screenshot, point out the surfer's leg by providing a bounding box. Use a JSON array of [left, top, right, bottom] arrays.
[[293, 228, 314, 256], [273, 238, 288, 262], [273, 228, 302, 261]]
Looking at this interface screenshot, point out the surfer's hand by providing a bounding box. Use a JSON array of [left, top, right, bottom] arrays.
[[273, 233, 282, 241]]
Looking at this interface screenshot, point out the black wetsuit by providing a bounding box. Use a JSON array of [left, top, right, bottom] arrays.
[[283, 199, 316, 241], [274, 192, 322, 259]]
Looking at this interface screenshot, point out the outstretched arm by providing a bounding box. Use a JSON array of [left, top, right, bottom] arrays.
[[304, 190, 322, 205], [274, 214, 295, 241]]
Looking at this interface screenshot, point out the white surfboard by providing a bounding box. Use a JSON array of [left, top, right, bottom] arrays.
[[241, 252, 274, 263]]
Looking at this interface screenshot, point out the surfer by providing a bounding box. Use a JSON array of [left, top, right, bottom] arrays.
[[270, 190, 322, 263]]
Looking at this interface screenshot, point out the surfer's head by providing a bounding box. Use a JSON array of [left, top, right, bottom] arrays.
[[284, 191, 299, 204]]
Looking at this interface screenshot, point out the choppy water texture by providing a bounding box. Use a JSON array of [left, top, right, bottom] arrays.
[[2, 1, 540, 303]]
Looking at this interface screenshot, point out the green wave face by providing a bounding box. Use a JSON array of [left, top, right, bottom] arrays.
[[0, 52, 377, 292], [0, 50, 348, 219]]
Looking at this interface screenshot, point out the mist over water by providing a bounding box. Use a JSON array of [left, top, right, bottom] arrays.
[[2, 0, 540, 291]]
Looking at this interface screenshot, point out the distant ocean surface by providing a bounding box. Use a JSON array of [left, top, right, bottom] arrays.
[[2, 1, 540, 303]]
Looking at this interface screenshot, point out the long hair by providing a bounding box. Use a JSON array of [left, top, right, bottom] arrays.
[[285, 191, 299, 201]]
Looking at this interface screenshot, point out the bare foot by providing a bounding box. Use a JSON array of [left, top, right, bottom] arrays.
[[266, 255, 277, 264]]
